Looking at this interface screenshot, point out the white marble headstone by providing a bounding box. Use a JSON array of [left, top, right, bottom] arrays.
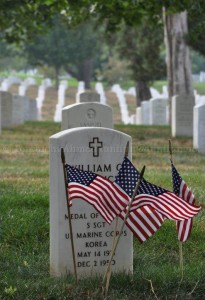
[[61, 103, 113, 130], [150, 98, 168, 125], [95, 82, 106, 104], [136, 107, 142, 125], [172, 94, 194, 137], [50, 127, 133, 277], [193, 103, 205, 153], [0, 92, 24, 128], [141, 101, 150, 125], [24, 97, 38, 121]]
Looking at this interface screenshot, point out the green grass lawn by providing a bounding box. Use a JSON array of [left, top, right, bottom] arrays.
[[0, 122, 205, 299]]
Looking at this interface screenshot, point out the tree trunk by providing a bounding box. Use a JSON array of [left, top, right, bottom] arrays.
[[78, 59, 93, 89], [163, 9, 194, 122], [135, 81, 152, 107], [54, 66, 60, 90]]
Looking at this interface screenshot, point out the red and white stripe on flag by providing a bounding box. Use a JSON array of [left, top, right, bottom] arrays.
[[130, 192, 200, 221], [68, 176, 129, 224], [119, 205, 164, 243], [177, 180, 195, 242]]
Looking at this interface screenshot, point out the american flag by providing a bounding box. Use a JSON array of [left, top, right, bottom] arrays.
[[115, 158, 164, 243], [116, 158, 201, 221], [66, 164, 129, 224], [171, 161, 196, 242]]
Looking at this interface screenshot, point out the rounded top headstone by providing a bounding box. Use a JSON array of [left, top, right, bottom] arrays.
[[79, 91, 100, 103]]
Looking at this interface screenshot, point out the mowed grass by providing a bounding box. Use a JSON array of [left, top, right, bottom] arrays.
[[0, 122, 205, 299]]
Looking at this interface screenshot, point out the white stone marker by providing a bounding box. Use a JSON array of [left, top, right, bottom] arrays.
[[150, 87, 161, 98], [127, 87, 136, 96], [24, 97, 38, 121], [112, 84, 130, 124], [50, 127, 133, 277], [61, 102, 113, 130], [79, 91, 100, 103], [193, 103, 205, 153], [95, 82, 106, 104], [0, 92, 24, 128], [150, 98, 168, 125], [141, 101, 150, 125], [54, 81, 68, 122], [136, 107, 142, 125], [0, 76, 21, 91], [172, 94, 195, 137], [76, 81, 85, 102]]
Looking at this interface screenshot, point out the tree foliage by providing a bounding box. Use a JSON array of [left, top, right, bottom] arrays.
[[0, 0, 69, 42], [24, 16, 107, 88], [116, 20, 165, 104], [1, 0, 205, 43]]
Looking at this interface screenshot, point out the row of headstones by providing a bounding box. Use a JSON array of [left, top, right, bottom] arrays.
[[111, 84, 130, 124], [0, 76, 52, 95], [133, 98, 169, 126], [55, 82, 107, 122], [0, 91, 39, 134], [50, 88, 131, 278], [0, 77, 53, 120], [112, 84, 170, 125], [0, 77, 108, 123], [127, 85, 170, 126], [192, 72, 205, 83], [38, 80, 107, 122], [133, 94, 199, 140]]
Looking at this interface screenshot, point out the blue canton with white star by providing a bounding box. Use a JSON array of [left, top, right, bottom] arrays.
[[115, 157, 167, 197], [66, 165, 97, 186], [171, 161, 182, 196]]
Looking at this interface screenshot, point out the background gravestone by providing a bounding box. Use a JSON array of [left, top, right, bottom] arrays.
[[172, 94, 194, 137], [193, 103, 205, 153], [0, 92, 24, 128], [141, 101, 150, 125], [150, 98, 168, 125], [50, 127, 133, 277], [61, 103, 113, 130], [24, 97, 38, 121], [136, 107, 142, 125], [78, 91, 100, 103]]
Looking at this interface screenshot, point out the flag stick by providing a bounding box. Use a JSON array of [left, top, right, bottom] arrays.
[[168, 140, 183, 278], [61, 148, 78, 283], [169, 139, 173, 161], [104, 141, 130, 297], [102, 165, 146, 293], [179, 240, 184, 278], [104, 216, 118, 297], [124, 141, 129, 158]]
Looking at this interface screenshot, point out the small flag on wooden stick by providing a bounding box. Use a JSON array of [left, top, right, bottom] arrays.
[[171, 161, 196, 242], [65, 164, 130, 223]]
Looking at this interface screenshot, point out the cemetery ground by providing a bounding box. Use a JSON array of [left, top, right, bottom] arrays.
[[0, 121, 205, 300]]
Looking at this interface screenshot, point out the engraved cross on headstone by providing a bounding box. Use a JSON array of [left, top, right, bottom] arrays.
[[89, 137, 103, 157]]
